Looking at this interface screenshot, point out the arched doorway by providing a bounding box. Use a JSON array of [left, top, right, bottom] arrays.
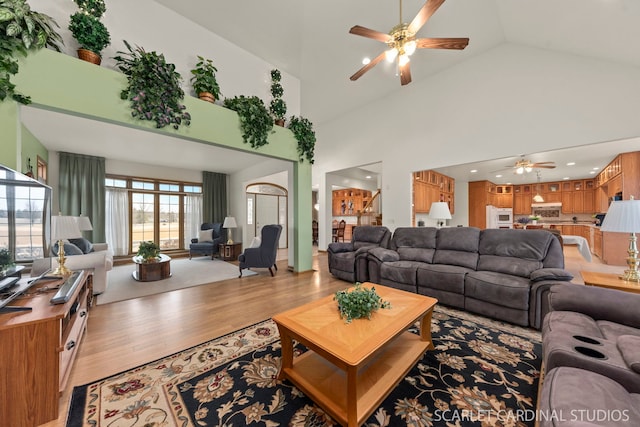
[[246, 183, 287, 249]]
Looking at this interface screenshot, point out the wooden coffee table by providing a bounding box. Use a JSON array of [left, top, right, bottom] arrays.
[[132, 254, 172, 281], [580, 270, 640, 294], [272, 283, 437, 427]]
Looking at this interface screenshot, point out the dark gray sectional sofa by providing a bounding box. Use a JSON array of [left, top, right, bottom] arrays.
[[331, 226, 573, 329]]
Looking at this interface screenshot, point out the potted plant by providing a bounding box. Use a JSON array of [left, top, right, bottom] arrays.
[[0, 248, 14, 274], [334, 283, 391, 323], [68, 12, 110, 64], [269, 69, 287, 126], [223, 95, 273, 149], [136, 241, 160, 261], [529, 215, 541, 225], [190, 55, 222, 103], [516, 217, 531, 225], [114, 40, 191, 130], [0, 0, 63, 105], [288, 115, 316, 164]]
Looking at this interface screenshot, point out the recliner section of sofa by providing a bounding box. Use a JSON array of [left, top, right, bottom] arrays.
[[364, 227, 572, 328], [327, 226, 391, 283]]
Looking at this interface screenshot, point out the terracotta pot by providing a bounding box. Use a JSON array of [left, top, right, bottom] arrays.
[[275, 119, 285, 127], [77, 48, 101, 65], [198, 92, 216, 103]]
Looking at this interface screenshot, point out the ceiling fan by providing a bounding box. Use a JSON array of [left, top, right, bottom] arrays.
[[511, 157, 556, 174], [348, 0, 469, 86]]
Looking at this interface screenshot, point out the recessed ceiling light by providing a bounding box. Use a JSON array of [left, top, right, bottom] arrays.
[[566, 162, 576, 166], [593, 167, 600, 170], [589, 171, 596, 174], [495, 174, 502, 178], [470, 169, 478, 173], [563, 177, 570, 180], [362, 58, 371, 65], [365, 175, 372, 179]]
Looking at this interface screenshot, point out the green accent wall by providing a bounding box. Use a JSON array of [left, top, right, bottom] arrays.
[[20, 125, 48, 176], [4, 48, 312, 272]]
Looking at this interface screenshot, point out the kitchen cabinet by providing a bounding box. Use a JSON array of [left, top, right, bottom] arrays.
[[595, 152, 640, 209], [413, 170, 455, 216], [513, 185, 532, 215], [332, 188, 373, 216]]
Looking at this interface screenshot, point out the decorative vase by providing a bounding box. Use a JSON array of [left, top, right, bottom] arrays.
[[274, 119, 285, 127], [531, 220, 538, 225], [77, 48, 101, 65], [198, 92, 216, 103]]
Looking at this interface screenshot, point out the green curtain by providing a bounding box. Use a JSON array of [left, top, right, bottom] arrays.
[[58, 152, 106, 242], [202, 171, 227, 223]]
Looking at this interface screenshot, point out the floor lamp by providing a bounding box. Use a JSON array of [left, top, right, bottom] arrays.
[[600, 198, 640, 283], [429, 202, 452, 228]]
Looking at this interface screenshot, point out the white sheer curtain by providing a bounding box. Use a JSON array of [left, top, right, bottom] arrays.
[[184, 194, 203, 248], [105, 188, 129, 256]]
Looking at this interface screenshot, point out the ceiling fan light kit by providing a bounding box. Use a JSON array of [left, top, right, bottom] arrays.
[[349, 0, 469, 86]]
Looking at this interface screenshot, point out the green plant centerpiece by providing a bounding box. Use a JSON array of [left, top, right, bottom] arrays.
[[136, 241, 160, 261], [114, 40, 191, 130], [0, 248, 14, 273], [223, 95, 274, 149], [288, 115, 316, 164], [334, 282, 391, 323], [269, 69, 287, 126], [0, 0, 63, 104], [190, 55, 221, 103]]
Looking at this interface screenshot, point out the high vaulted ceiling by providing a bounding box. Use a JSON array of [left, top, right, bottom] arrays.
[[155, 0, 640, 125]]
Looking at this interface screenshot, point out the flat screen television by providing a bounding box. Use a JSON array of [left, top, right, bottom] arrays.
[[0, 163, 52, 312]]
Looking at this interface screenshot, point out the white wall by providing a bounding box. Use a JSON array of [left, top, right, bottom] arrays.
[[314, 44, 640, 246]]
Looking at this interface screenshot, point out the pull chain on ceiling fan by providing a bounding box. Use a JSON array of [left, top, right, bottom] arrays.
[[349, 0, 469, 86]]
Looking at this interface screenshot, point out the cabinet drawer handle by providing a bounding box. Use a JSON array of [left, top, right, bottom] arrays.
[[66, 340, 76, 351], [79, 310, 87, 318]]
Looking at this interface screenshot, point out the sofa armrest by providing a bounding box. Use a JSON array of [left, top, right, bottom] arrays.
[[548, 283, 640, 329], [368, 247, 399, 263], [92, 242, 109, 252], [530, 267, 573, 282], [327, 242, 354, 254]]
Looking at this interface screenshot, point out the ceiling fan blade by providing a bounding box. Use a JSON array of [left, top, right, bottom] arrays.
[[350, 51, 386, 81], [535, 165, 556, 169], [408, 0, 446, 34], [349, 25, 392, 43], [400, 61, 412, 86], [532, 162, 555, 165], [416, 37, 469, 50]]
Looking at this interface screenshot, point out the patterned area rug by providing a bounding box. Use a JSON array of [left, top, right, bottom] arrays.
[[67, 306, 541, 426]]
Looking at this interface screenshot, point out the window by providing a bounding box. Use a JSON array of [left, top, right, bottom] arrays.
[[105, 176, 202, 254]]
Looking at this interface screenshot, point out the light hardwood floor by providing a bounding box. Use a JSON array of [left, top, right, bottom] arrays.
[[41, 245, 622, 427]]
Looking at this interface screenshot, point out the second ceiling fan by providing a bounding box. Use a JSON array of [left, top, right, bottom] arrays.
[[349, 0, 469, 86]]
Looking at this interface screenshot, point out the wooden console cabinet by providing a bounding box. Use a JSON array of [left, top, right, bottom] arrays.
[[0, 271, 91, 426]]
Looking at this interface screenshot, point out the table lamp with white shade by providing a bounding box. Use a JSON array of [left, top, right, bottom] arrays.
[[223, 216, 237, 244], [600, 197, 640, 283], [75, 215, 93, 236], [51, 215, 82, 276], [429, 202, 452, 228]]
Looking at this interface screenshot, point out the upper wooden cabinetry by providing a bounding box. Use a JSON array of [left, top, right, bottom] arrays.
[[468, 180, 508, 228], [332, 188, 373, 216], [594, 151, 640, 212], [561, 179, 595, 214], [413, 170, 455, 214]]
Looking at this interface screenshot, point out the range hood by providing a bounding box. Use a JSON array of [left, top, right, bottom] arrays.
[[531, 202, 562, 208]]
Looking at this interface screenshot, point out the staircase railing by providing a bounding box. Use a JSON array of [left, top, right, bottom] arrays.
[[357, 189, 382, 226]]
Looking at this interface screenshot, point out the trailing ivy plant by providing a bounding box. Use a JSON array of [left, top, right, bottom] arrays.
[[114, 40, 191, 130], [0, 0, 63, 104], [223, 95, 274, 149], [269, 69, 286, 124], [288, 115, 316, 164], [334, 283, 391, 324]]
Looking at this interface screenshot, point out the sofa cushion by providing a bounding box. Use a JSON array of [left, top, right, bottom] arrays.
[[331, 252, 356, 274], [597, 321, 640, 341], [543, 311, 604, 338], [52, 241, 84, 256], [465, 271, 531, 310], [618, 335, 640, 374], [391, 227, 436, 250], [539, 367, 640, 427], [477, 255, 542, 278], [352, 226, 391, 250], [432, 227, 480, 269], [69, 237, 94, 254], [416, 264, 472, 294], [479, 228, 553, 260], [380, 260, 423, 285]]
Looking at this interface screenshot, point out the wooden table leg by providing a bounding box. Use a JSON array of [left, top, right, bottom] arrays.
[[277, 326, 293, 380], [347, 364, 358, 427], [420, 307, 435, 350]]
